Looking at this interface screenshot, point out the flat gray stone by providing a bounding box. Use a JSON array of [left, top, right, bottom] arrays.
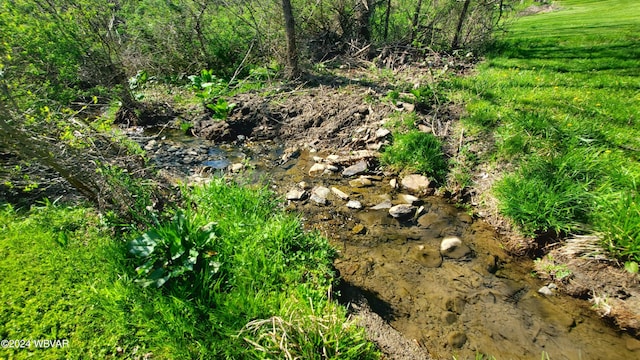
[[401, 174, 431, 194], [326, 154, 341, 162], [440, 236, 462, 252], [230, 163, 245, 172], [310, 186, 331, 205], [308, 163, 326, 176], [375, 128, 391, 139], [371, 200, 393, 210], [349, 177, 373, 188], [312, 186, 331, 198], [346, 200, 363, 209], [310, 193, 327, 205], [286, 188, 306, 201], [342, 160, 368, 177], [440, 236, 471, 259], [331, 187, 350, 200], [298, 181, 310, 190], [389, 204, 415, 219], [538, 286, 554, 296], [397, 194, 420, 205]]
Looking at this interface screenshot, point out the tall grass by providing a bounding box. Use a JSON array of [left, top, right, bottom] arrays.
[[381, 131, 448, 184], [0, 179, 379, 359], [455, 0, 640, 260]]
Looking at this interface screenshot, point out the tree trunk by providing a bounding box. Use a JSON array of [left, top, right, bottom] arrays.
[[383, 0, 392, 41], [410, 0, 424, 42], [354, 0, 373, 42], [281, 0, 299, 79], [451, 0, 472, 49], [495, 0, 505, 25], [191, 1, 211, 65]]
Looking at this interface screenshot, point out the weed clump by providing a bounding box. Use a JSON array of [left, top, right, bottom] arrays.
[[381, 131, 448, 183], [494, 155, 593, 237], [596, 191, 640, 262]]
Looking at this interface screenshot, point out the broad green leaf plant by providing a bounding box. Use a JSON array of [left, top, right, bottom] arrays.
[[128, 211, 224, 297]]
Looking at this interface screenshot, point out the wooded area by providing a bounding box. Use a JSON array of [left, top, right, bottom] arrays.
[[0, 0, 516, 216]]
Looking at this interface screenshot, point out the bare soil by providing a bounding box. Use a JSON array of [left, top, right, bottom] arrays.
[[194, 88, 392, 150]]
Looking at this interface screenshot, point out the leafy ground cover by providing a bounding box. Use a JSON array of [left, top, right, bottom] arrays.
[[454, 0, 640, 263], [0, 180, 378, 359]]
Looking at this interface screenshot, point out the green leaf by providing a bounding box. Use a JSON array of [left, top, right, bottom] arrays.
[[148, 267, 170, 288], [624, 261, 639, 274], [169, 236, 185, 261], [135, 261, 154, 276], [129, 230, 161, 257], [187, 248, 199, 267]]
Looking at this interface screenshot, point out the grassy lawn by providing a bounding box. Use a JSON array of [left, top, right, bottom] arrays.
[[455, 0, 640, 261], [0, 180, 378, 359]]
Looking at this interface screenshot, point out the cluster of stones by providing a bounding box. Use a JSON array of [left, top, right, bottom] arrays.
[[285, 151, 473, 263], [140, 136, 248, 181]]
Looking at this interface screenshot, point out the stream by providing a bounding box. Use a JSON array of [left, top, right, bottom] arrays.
[[138, 129, 639, 359]]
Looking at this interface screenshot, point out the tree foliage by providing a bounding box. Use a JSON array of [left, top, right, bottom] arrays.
[[0, 0, 521, 212], [0, 0, 170, 220]]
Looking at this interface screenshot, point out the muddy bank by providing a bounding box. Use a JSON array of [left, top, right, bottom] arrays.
[[535, 236, 640, 335], [193, 90, 394, 150]]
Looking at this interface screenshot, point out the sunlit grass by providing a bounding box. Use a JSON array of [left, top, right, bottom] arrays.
[[381, 130, 448, 184], [0, 180, 379, 359], [455, 0, 640, 259]]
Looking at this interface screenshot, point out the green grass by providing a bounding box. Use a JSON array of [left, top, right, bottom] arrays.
[[455, 0, 640, 259], [0, 202, 120, 358], [0, 180, 379, 359], [381, 130, 448, 184]]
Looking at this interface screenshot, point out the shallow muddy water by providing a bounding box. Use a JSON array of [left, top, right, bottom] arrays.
[[139, 132, 639, 359]]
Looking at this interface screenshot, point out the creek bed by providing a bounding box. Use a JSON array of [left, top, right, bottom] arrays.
[[137, 130, 639, 359]]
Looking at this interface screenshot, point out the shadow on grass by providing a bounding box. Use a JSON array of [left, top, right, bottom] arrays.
[[489, 39, 640, 72]]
